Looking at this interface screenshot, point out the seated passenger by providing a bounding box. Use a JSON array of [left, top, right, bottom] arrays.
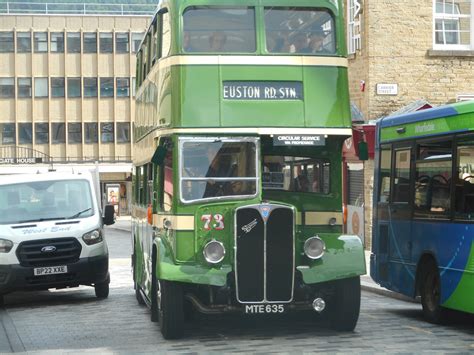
[[303, 27, 331, 54], [209, 31, 227, 52], [183, 31, 196, 52], [295, 175, 310, 192], [291, 32, 309, 53]]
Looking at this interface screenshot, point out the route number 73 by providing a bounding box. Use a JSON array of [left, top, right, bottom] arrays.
[[201, 214, 224, 231]]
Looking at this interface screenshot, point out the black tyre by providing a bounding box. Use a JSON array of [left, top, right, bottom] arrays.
[[330, 276, 361, 331], [158, 280, 184, 339], [95, 275, 110, 299], [420, 260, 447, 324]]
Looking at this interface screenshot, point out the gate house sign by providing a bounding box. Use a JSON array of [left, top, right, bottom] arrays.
[[0, 157, 43, 164], [223, 81, 303, 100]]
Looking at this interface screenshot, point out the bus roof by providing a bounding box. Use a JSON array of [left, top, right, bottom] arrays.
[[378, 100, 474, 143]]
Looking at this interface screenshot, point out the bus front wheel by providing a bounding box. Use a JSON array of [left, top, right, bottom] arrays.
[[420, 260, 446, 324], [329, 276, 361, 331], [158, 280, 184, 339]]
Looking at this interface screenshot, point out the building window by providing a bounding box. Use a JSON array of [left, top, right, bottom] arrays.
[[83, 32, 97, 53], [116, 32, 129, 53], [52, 123, 65, 144], [132, 77, 136, 97], [67, 32, 81, 53], [100, 32, 113, 53], [18, 78, 32, 98], [0, 123, 15, 144], [35, 123, 49, 144], [84, 77, 98, 98], [0, 78, 15, 98], [132, 32, 144, 53], [18, 123, 33, 144], [116, 78, 130, 97], [100, 77, 114, 98], [101, 122, 114, 143], [67, 77, 81, 98], [68, 123, 82, 144], [85, 122, 98, 143], [0, 32, 14, 52], [347, 0, 362, 54], [117, 122, 130, 143], [34, 32, 48, 53], [34, 78, 48, 98], [51, 32, 64, 53], [51, 78, 65, 98], [17, 32, 31, 53], [434, 0, 473, 49]]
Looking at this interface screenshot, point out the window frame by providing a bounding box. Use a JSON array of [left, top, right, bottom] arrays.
[[0, 78, 15, 98], [67, 32, 81, 53], [52, 122, 66, 144], [34, 77, 49, 98], [68, 123, 82, 144], [100, 122, 115, 143], [433, 0, 474, 50], [17, 32, 31, 53], [83, 32, 97, 53], [35, 122, 49, 144], [0, 32, 14, 53], [50, 32, 65, 53], [34, 32, 48, 53], [0, 123, 16, 145], [67, 77, 81, 98], [115, 32, 130, 53], [99, 32, 113, 53], [84, 122, 98, 144], [18, 122, 33, 144], [100, 77, 114, 98], [51, 77, 65, 98], [83, 77, 98, 98]]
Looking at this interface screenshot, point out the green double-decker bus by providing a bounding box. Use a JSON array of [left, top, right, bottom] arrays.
[[132, 0, 366, 339]]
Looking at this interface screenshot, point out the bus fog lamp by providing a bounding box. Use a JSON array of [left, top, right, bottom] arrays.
[[203, 240, 225, 264], [304, 236, 325, 260], [312, 298, 326, 313], [0, 239, 13, 253]]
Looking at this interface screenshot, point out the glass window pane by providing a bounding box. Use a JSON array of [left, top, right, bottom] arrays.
[[67, 77, 81, 98], [456, 135, 474, 219], [264, 7, 335, 54], [85, 123, 98, 143], [0, 123, 16, 144], [393, 149, 411, 203], [100, 77, 114, 98], [18, 123, 32, 144], [183, 7, 256, 53], [100, 32, 113, 53], [0, 78, 15, 98], [52, 123, 65, 144], [132, 32, 144, 53], [83, 32, 97, 53], [84, 77, 98, 98], [101, 122, 114, 143], [18, 78, 32, 98], [116, 78, 130, 97], [34, 32, 48, 53], [51, 77, 65, 98], [34, 78, 48, 98], [35, 123, 49, 144], [67, 32, 81, 53], [161, 12, 171, 57], [0, 32, 14, 52], [17, 32, 31, 53], [116, 32, 129, 53], [379, 147, 392, 202], [117, 122, 130, 143], [68, 123, 82, 144], [132, 77, 136, 97], [51, 32, 64, 53]]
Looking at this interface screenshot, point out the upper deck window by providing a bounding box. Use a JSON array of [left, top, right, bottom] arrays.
[[183, 7, 256, 53], [179, 137, 258, 203], [264, 7, 336, 55]]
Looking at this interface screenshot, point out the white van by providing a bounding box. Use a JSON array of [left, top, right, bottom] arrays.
[[0, 171, 115, 305]]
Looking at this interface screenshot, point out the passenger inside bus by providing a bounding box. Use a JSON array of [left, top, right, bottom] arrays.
[[209, 31, 227, 51], [302, 27, 331, 54]]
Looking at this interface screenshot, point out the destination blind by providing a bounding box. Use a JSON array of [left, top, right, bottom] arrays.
[[223, 81, 303, 100]]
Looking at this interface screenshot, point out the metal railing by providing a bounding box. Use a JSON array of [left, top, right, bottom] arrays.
[[0, 2, 157, 16]]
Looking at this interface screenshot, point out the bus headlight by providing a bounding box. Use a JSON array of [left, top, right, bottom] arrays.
[[82, 229, 103, 245], [0, 239, 13, 253], [203, 240, 225, 264], [304, 236, 325, 260]]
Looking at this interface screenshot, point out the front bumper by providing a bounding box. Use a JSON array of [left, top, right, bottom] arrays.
[[0, 255, 109, 295]]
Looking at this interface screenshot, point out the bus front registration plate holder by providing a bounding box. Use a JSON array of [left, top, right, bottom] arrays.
[[244, 304, 286, 314]]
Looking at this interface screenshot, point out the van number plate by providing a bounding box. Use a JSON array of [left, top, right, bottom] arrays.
[[34, 265, 68, 276], [245, 304, 286, 314]]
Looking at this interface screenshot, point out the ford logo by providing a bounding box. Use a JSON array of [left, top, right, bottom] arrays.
[[41, 246, 57, 253]]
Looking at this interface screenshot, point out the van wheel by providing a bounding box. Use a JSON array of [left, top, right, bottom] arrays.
[[330, 276, 361, 331], [95, 275, 110, 299], [158, 280, 184, 339], [421, 260, 446, 324]]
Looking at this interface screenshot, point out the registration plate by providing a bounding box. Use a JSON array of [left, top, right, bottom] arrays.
[[244, 304, 286, 314], [34, 265, 68, 276]]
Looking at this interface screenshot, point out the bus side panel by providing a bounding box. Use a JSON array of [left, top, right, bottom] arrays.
[[299, 234, 365, 284], [412, 221, 473, 311]]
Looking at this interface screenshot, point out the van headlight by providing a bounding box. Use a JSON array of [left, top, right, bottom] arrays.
[[0, 239, 13, 253], [82, 229, 103, 245], [304, 236, 325, 260], [203, 240, 225, 264]]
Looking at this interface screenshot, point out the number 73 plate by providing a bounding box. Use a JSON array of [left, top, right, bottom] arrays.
[[244, 304, 286, 314]]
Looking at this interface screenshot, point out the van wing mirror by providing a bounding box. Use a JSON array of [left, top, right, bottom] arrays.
[[358, 141, 369, 161], [103, 204, 115, 225]]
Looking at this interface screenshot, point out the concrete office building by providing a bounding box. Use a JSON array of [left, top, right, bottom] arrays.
[[0, 4, 153, 214]]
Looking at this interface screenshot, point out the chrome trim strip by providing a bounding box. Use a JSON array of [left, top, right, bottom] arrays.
[[156, 127, 352, 137]]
